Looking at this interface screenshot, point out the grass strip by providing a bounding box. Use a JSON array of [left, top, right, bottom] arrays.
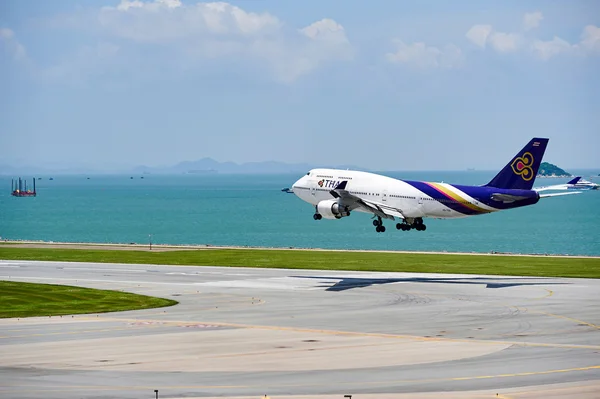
[[1, 247, 599, 278], [0, 280, 177, 318]]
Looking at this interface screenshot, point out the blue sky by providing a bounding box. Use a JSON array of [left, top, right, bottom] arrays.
[[1, 0, 599, 171]]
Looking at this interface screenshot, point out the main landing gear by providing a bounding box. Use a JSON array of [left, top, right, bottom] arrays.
[[373, 217, 386, 233], [395, 217, 426, 232], [313, 213, 322, 220], [373, 217, 427, 233]]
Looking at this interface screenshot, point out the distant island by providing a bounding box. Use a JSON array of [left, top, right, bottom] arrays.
[[537, 162, 571, 178]]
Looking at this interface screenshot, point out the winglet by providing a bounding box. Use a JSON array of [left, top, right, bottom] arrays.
[[566, 176, 581, 185], [334, 181, 348, 190]]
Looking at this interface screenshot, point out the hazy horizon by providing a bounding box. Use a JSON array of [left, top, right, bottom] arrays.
[[1, 158, 598, 176], [1, 1, 599, 171]]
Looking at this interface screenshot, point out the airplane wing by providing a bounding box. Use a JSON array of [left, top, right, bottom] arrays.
[[534, 184, 569, 192], [539, 191, 582, 198], [329, 181, 404, 220]]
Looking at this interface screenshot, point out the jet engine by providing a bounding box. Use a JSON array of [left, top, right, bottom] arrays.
[[317, 200, 351, 219]]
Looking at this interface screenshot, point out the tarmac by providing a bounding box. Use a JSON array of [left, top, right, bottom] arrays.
[[0, 259, 599, 399]]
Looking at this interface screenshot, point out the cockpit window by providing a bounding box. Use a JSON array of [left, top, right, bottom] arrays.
[[306, 172, 310, 176]]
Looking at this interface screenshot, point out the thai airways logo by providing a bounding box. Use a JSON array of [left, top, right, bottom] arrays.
[[510, 152, 534, 181], [317, 179, 342, 188]]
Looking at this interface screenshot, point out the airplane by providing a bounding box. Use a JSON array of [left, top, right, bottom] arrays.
[[536, 176, 599, 192], [288, 138, 580, 232]]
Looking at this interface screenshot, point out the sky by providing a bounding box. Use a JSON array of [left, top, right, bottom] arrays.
[[1, 0, 599, 171]]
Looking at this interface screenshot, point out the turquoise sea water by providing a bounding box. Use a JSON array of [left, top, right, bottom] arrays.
[[1, 171, 599, 256]]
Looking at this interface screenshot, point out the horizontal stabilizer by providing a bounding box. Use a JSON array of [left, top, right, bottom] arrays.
[[539, 191, 582, 198], [490, 193, 529, 203]]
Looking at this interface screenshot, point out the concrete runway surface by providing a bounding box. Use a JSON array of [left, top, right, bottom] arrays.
[[0, 260, 599, 399]]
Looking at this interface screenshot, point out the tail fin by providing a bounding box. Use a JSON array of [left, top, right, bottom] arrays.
[[485, 138, 549, 190], [567, 176, 581, 185]]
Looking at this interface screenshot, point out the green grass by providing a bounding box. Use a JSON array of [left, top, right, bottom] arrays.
[[1, 247, 599, 278], [0, 280, 177, 318]]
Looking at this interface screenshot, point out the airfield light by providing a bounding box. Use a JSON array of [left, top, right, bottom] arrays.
[[154, 389, 158, 399]]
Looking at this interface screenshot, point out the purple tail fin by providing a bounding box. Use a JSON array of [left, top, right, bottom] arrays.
[[485, 138, 549, 190], [566, 176, 581, 185]]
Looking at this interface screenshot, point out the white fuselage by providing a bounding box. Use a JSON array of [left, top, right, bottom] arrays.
[[292, 168, 498, 220]]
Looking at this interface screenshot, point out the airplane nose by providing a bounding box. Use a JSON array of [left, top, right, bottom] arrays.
[[291, 178, 301, 192], [291, 176, 306, 193]]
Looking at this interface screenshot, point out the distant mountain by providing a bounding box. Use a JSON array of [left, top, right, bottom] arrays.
[[538, 162, 571, 177], [1, 157, 368, 175], [132, 158, 367, 175]]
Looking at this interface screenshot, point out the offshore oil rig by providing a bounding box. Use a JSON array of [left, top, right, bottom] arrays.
[[11, 177, 37, 197]]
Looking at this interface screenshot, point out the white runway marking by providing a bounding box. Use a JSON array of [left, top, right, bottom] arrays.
[[196, 277, 333, 290], [166, 271, 252, 276], [62, 267, 147, 273], [0, 276, 202, 286]]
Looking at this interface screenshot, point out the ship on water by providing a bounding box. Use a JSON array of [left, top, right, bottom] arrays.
[[11, 177, 37, 197]]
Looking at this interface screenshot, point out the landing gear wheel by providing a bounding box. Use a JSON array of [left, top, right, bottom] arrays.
[[396, 223, 402, 230], [373, 219, 381, 227], [313, 213, 322, 220], [376, 225, 386, 233]]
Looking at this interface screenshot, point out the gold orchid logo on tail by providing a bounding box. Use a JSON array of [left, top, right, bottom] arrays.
[[510, 152, 534, 181]]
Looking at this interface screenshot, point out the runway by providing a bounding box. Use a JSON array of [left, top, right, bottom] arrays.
[[0, 260, 599, 399]]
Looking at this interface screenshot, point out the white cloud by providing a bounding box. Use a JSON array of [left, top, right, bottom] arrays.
[[115, 0, 144, 10], [467, 11, 600, 61], [98, 0, 282, 42], [581, 25, 600, 52], [300, 18, 347, 45], [523, 11, 543, 31], [0, 28, 26, 60], [530, 25, 600, 60], [465, 25, 492, 48], [60, 0, 352, 82], [386, 40, 463, 69], [532, 36, 572, 60], [488, 32, 520, 53], [466, 26, 521, 53]]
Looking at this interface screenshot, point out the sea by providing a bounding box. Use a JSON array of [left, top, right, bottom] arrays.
[[1, 171, 599, 256]]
